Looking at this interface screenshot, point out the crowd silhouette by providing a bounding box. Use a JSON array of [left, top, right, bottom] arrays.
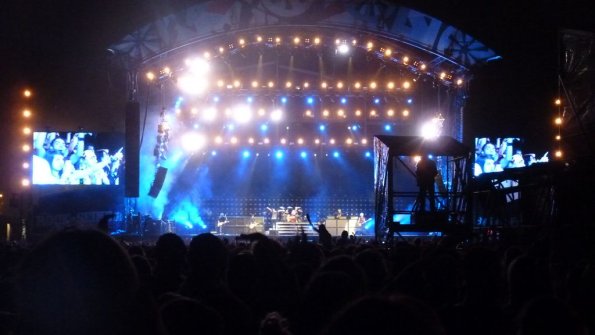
[[0, 211, 594, 335]]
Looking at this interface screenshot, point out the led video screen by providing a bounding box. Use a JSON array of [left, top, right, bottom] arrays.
[[32, 132, 125, 185], [473, 137, 548, 177]]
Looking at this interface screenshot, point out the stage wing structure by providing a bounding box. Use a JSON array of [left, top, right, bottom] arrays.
[[374, 135, 472, 240]]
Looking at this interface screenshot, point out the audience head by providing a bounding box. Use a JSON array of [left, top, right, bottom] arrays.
[[322, 294, 445, 335], [187, 233, 228, 279], [15, 228, 139, 335]]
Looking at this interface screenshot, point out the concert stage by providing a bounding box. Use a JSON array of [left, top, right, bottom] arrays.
[[16, 0, 509, 244]]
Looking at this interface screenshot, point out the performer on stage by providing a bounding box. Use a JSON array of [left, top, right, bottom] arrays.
[[357, 212, 366, 225], [415, 155, 438, 212], [265, 206, 276, 231], [217, 213, 228, 234]]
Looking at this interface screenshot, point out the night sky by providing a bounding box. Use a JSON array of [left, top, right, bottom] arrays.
[[1, 0, 593, 191]]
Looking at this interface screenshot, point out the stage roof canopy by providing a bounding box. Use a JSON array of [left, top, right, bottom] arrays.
[[375, 135, 470, 157]]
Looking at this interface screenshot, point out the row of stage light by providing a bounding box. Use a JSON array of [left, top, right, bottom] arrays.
[[172, 92, 415, 119], [186, 149, 375, 159], [175, 132, 376, 152], [152, 70, 464, 97], [173, 103, 413, 123], [144, 33, 466, 91]]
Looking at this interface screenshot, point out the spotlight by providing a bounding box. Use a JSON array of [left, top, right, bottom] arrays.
[[181, 132, 207, 152], [232, 105, 252, 123], [270, 109, 283, 122], [337, 44, 349, 55]]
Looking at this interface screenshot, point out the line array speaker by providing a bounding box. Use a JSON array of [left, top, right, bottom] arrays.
[[148, 166, 168, 198]]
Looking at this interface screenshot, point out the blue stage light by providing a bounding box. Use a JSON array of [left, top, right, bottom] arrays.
[[319, 124, 326, 131], [340, 97, 347, 104], [246, 96, 253, 103], [175, 97, 184, 109], [307, 97, 314, 104], [384, 124, 392, 131], [365, 151, 371, 158], [281, 97, 287, 104], [213, 96, 220, 102], [242, 150, 251, 158], [211, 150, 217, 156], [407, 98, 413, 104], [374, 98, 380, 104], [300, 151, 307, 158], [261, 124, 268, 131], [333, 151, 340, 158], [275, 150, 284, 159]]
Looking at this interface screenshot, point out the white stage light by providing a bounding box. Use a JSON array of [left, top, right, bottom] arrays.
[[232, 105, 252, 123], [337, 44, 349, 54], [181, 132, 207, 152], [202, 107, 217, 121], [178, 57, 211, 95], [270, 109, 283, 122], [185, 57, 210, 74], [420, 115, 444, 139], [177, 74, 209, 95]]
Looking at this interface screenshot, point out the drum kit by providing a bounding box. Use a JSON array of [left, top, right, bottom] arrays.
[[275, 206, 304, 223]]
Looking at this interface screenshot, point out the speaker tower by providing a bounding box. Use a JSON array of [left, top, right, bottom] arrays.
[[125, 101, 140, 197]]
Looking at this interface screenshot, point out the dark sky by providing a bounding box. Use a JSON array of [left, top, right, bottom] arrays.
[[1, 0, 593, 191]]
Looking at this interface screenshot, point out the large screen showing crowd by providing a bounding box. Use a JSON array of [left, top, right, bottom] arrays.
[[31, 132, 125, 185], [473, 137, 549, 177]]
